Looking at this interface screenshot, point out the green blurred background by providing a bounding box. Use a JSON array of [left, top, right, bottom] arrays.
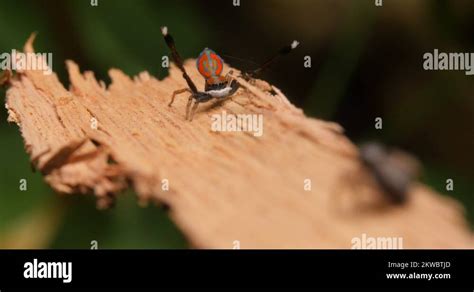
[[0, 0, 472, 248]]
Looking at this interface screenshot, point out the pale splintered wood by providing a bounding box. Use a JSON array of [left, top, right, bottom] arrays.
[[5, 36, 473, 248]]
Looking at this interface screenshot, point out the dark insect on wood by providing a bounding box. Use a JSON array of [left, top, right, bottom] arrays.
[[161, 26, 299, 121], [359, 142, 421, 204]]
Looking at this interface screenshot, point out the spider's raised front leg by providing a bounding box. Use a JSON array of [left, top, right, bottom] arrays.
[[168, 88, 192, 107]]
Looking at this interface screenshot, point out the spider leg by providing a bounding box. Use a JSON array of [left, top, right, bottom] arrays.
[[186, 92, 213, 121], [188, 101, 200, 121], [228, 79, 241, 96], [185, 95, 193, 120], [240, 40, 299, 80], [224, 70, 234, 86], [168, 88, 192, 107], [222, 70, 241, 97], [161, 26, 199, 94]]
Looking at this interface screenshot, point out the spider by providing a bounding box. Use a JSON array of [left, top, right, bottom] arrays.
[[359, 142, 420, 205], [161, 26, 299, 121], [331, 142, 420, 214]]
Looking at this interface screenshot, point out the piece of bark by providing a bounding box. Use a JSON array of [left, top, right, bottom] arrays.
[[5, 35, 473, 248]]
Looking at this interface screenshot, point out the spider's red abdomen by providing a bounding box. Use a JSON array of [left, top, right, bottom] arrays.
[[196, 48, 224, 78]]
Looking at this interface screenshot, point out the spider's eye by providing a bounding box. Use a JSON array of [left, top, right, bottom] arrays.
[[196, 49, 224, 78]]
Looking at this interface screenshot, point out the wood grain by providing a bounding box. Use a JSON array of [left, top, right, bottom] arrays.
[[5, 35, 473, 248]]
